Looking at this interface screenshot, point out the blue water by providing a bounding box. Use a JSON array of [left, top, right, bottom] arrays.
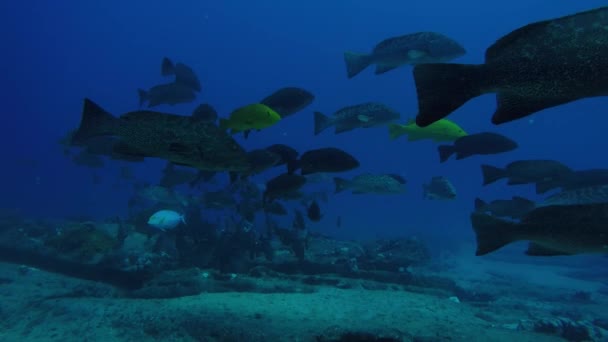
[[2, 0, 607, 248]]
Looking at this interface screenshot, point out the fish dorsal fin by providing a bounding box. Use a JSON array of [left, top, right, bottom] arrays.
[[486, 19, 554, 61]]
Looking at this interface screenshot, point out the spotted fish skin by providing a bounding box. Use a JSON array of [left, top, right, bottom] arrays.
[[72, 99, 250, 172], [414, 6, 608, 127]]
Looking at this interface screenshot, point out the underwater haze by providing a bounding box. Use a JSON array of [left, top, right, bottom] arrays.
[[2, 1, 608, 340]]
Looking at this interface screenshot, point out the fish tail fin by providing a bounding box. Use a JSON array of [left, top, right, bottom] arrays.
[[161, 57, 175, 76], [437, 145, 455, 163], [333, 177, 349, 194], [470, 212, 518, 256], [388, 123, 404, 140], [72, 99, 118, 144], [314, 111, 332, 135], [480, 164, 506, 185], [413, 63, 486, 127], [474, 198, 486, 211], [343, 51, 372, 78], [137, 89, 148, 107]]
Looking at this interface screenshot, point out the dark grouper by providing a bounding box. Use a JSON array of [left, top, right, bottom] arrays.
[[344, 32, 466, 78], [71, 98, 250, 172], [471, 203, 608, 256], [413, 6, 608, 127]]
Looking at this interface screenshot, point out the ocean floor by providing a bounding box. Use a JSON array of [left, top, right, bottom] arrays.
[[1, 247, 606, 342]]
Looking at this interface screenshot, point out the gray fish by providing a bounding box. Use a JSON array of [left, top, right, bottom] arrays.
[[71, 99, 250, 172], [471, 203, 608, 256], [265, 144, 299, 166], [314, 102, 400, 135], [414, 7, 608, 127], [344, 31, 466, 78], [481, 160, 574, 194], [438, 132, 517, 163], [192, 103, 218, 122], [559, 169, 608, 191], [288, 148, 360, 175], [161, 57, 201, 92], [138, 82, 197, 107], [474, 196, 536, 220], [260, 87, 315, 118], [334, 173, 406, 195], [423, 176, 456, 200], [539, 185, 608, 207]]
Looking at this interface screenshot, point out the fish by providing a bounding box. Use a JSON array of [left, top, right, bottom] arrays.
[[159, 162, 199, 188], [438, 132, 517, 163], [147, 209, 186, 231], [474, 196, 536, 220], [161, 57, 201, 92], [551, 169, 608, 192], [314, 102, 400, 135], [538, 185, 608, 207], [134, 184, 193, 207], [423, 176, 456, 200], [288, 147, 360, 175], [263, 173, 307, 203], [219, 103, 281, 138], [138, 82, 197, 107], [192, 103, 218, 122], [413, 7, 608, 127], [388, 119, 467, 142], [471, 203, 608, 256], [344, 31, 466, 78], [71, 99, 250, 172], [244, 149, 282, 175], [481, 160, 574, 194], [260, 87, 315, 118], [307, 200, 322, 222], [334, 173, 406, 195], [265, 144, 299, 166]]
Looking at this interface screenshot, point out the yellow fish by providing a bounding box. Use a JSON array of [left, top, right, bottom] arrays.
[[388, 118, 467, 142], [220, 103, 281, 138]]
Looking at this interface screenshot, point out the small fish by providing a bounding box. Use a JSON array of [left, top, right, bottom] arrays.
[[314, 102, 400, 135], [334, 173, 406, 195], [260, 87, 315, 118], [288, 148, 360, 175], [438, 132, 517, 163], [474, 196, 536, 220], [388, 119, 467, 142], [481, 160, 574, 194], [413, 7, 608, 127], [138, 82, 197, 107], [161, 57, 201, 92], [265, 144, 299, 166], [263, 173, 307, 203], [192, 103, 218, 122], [423, 176, 456, 200], [471, 203, 608, 256], [344, 31, 466, 78], [219, 103, 281, 138], [307, 200, 322, 222], [244, 149, 282, 175], [148, 209, 186, 231]]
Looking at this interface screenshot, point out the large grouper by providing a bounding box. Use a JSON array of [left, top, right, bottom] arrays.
[[413, 6, 608, 127], [71, 98, 250, 172]]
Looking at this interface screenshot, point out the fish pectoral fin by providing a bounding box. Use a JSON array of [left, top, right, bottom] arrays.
[[375, 63, 399, 75], [492, 93, 577, 124], [525, 243, 572, 256]]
